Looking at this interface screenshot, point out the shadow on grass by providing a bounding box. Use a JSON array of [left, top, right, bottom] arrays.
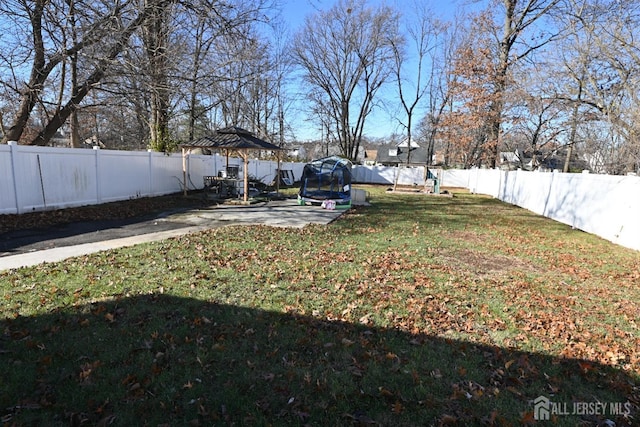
[[1, 294, 636, 426]]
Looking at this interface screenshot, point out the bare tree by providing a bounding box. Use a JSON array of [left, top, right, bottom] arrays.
[[390, 0, 434, 167], [0, 0, 276, 150], [142, 0, 174, 152], [158, 0, 278, 143], [292, 0, 400, 161], [0, 0, 138, 145], [267, 22, 296, 147], [411, 9, 468, 169], [484, 0, 562, 167], [555, 0, 640, 173]]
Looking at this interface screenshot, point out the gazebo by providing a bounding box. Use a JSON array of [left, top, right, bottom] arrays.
[[180, 126, 284, 202]]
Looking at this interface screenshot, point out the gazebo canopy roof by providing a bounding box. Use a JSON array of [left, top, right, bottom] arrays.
[[179, 126, 284, 201], [181, 126, 282, 151]]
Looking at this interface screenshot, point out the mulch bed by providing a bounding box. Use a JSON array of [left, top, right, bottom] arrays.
[[0, 193, 207, 234]]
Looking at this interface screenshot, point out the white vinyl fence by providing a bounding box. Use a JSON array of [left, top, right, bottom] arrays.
[[0, 143, 303, 215], [353, 165, 640, 252], [1, 144, 637, 252], [351, 165, 472, 188], [465, 168, 640, 252]]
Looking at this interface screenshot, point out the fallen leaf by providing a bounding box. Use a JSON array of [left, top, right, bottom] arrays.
[[439, 414, 458, 424], [379, 386, 394, 398], [520, 411, 535, 425], [341, 338, 354, 346]]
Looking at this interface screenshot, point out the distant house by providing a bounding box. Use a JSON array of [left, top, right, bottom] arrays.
[[396, 137, 420, 149], [83, 135, 106, 148], [50, 131, 71, 148], [499, 148, 590, 172], [48, 131, 106, 149], [375, 138, 430, 166], [285, 145, 306, 160], [499, 149, 526, 170], [375, 146, 430, 166], [363, 149, 378, 166]]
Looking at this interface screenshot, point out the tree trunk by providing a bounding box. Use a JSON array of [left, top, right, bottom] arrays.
[[3, 0, 47, 143], [30, 7, 152, 146], [144, 0, 172, 152]]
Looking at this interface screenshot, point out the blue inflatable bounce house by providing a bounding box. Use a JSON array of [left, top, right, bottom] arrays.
[[298, 156, 352, 209]]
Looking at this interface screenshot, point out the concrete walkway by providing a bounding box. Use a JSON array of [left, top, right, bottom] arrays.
[[0, 199, 346, 271]]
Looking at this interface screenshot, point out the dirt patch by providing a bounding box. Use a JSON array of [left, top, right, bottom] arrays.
[[439, 248, 538, 276], [386, 186, 454, 197]]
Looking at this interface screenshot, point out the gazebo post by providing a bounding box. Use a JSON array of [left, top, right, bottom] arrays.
[[242, 151, 249, 202], [276, 151, 281, 194]]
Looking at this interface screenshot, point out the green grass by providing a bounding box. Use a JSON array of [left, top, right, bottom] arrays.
[[1, 186, 639, 426]]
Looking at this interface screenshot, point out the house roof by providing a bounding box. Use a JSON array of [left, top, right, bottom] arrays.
[[181, 126, 282, 151], [376, 145, 429, 165], [397, 137, 420, 148]]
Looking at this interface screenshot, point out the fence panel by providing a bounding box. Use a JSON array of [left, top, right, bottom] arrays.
[[185, 154, 216, 190], [469, 168, 503, 198], [9, 145, 49, 213], [282, 161, 306, 183], [249, 158, 277, 184], [149, 152, 184, 196], [0, 145, 17, 214], [472, 169, 640, 252], [352, 165, 426, 185], [542, 172, 640, 249], [441, 169, 470, 188], [37, 147, 98, 210], [502, 170, 553, 216], [9, 145, 98, 213], [97, 150, 151, 202]]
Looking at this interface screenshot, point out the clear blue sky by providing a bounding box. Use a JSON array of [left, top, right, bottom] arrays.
[[280, 0, 468, 29], [277, 0, 480, 141]]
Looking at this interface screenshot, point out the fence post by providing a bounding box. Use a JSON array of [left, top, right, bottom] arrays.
[[8, 141, 22, 214], [147, 149, 153, 196], [93, 146, 102, 205]]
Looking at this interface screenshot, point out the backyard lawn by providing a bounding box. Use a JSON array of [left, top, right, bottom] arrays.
[[1, 186, 638, 426]]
